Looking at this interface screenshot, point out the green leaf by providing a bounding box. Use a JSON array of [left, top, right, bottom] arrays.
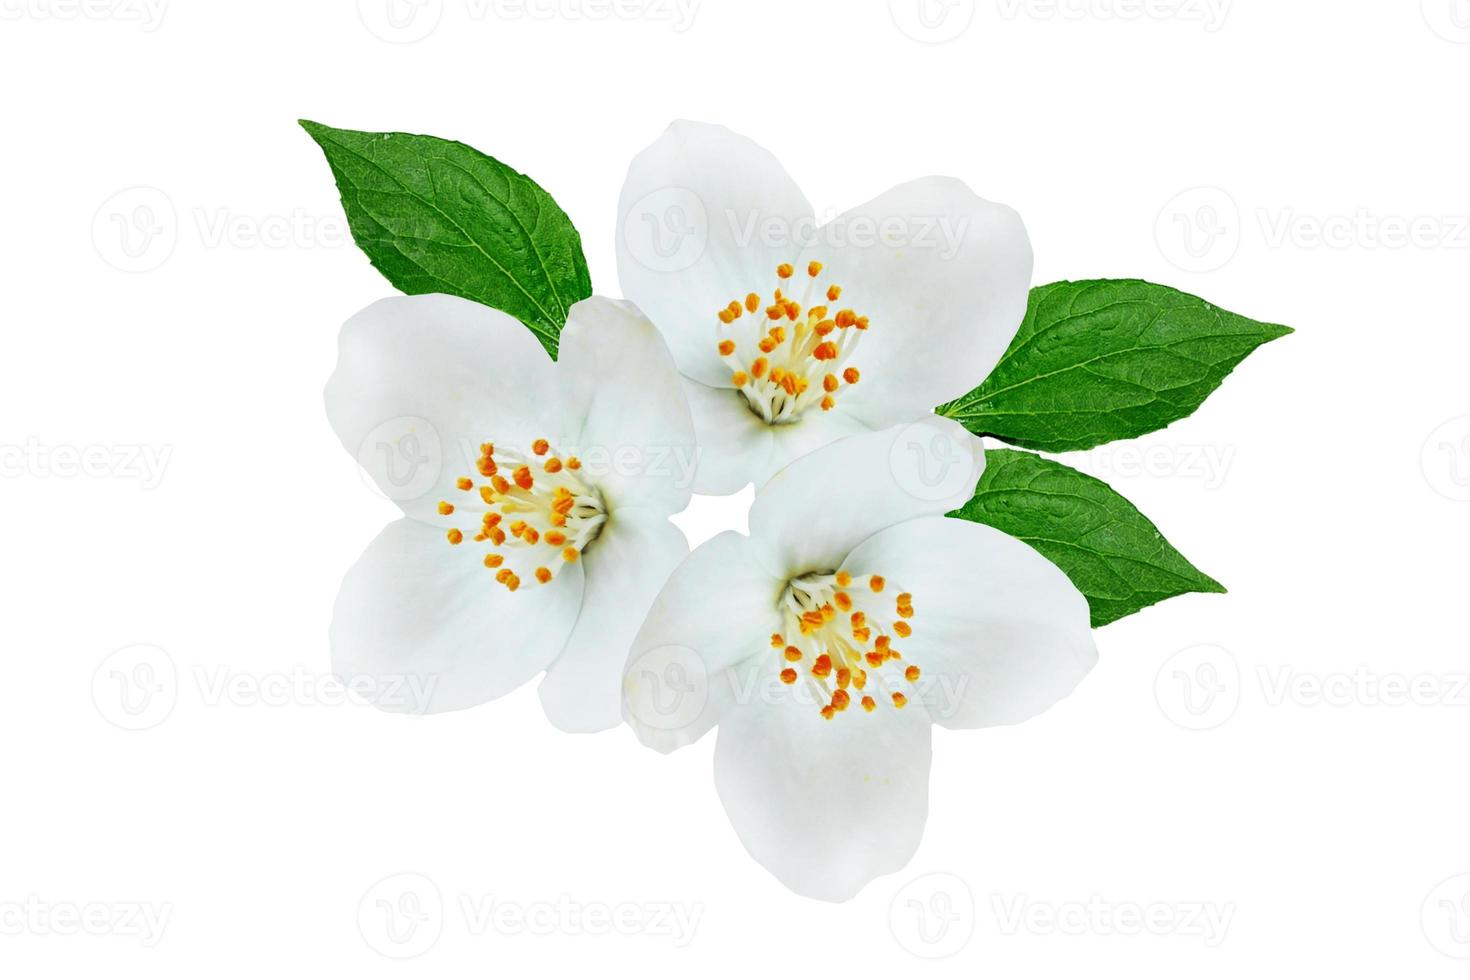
[[300, 120, 592, 357], [938, 279, 1292, 452], [950, 449, 1225, 627]]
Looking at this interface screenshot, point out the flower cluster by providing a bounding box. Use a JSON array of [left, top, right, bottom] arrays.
[[325, 121, 1096, 900]]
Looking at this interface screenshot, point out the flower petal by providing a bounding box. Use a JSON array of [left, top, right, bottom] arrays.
[[762, 406, 872, 489], [799, 177, 1033, 428], [325, 294, 558, 526], [538, 507, 688, 733], [842, 515, 1096, 729], [623, 531, 784, 753], [554, 297, 697, 516], [331, 519, 585, 714], [747, 419, 985, 580], [617, 120, 814, 389], [682, 377, 774, 496], [714, 674, 932, 902]]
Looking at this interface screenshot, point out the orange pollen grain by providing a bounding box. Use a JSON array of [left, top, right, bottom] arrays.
[[905, 665, 921, 682], [447, 528, 463, 545], [780, 668, 798, 685]]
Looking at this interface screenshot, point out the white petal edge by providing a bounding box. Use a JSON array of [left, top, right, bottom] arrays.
[[842, 515, 1097, 729], [331, 519, 585, 714], [616, 120, 815, 389], [797, 177, 1033, 428], [554, 296, 697, 516], [714, 671, 932, 902], [622, 531, 785, 753], [538, 506, 689, 733], [325, 294, 559, 527], [747, 418, 986, 581]]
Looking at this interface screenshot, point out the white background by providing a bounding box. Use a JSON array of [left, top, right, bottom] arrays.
[[2, 0, 1468, 975]]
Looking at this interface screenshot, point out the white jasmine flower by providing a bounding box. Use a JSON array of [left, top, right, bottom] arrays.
[[326, 293, 695, 732], [617, 121, 1033, 494], [623, 421, 1095, 900]]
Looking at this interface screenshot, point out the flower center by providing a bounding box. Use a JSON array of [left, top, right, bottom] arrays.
[[771, 569, 920, 719], [440, 437, 606, 591], [714, 260, 869, 425]]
